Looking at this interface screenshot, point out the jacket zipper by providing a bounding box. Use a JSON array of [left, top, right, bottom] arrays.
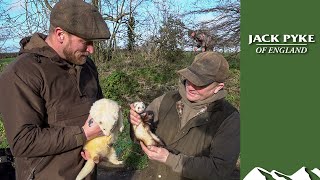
[[27, 157, 44, 180]]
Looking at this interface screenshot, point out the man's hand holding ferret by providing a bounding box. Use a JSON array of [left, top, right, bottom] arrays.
[[81, 115, 103, 162], [140, 142, 169, 163], [129, 104, 142, 125], [82, 115, 103, 140]]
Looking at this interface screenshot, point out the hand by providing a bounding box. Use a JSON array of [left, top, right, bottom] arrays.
[[81, 150, 90, 160], [129, 104, 142, 126], [140, 141, 169, 163], [81, 150, 100, 163], [82, 115, 103, 140]]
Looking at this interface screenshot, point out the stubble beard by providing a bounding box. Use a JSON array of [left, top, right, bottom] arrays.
[[63, 44, 87, 65]]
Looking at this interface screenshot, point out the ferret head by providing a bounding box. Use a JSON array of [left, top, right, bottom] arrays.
[[133, 101, 145, 114], [90, 99, 124, 136]]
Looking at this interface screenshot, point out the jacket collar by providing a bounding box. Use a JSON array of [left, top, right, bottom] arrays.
[[19, 33, 77, 69]]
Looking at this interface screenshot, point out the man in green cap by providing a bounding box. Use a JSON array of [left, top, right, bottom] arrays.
[[0, 0, 110, 179], [129, 51, 240, 180]]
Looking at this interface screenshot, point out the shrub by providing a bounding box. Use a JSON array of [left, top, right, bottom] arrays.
[[100, 70, 139, 104], [225, 53, 240, 70]]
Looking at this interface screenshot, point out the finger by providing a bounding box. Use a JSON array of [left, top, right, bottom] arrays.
[[130, 109, 140, 119], [140, 141, 150, 154], [140, 141, 146, 149], [130, 113, 141, 125], [81, 151, 88, 160], [148, 146, 158, 153], [129, 115, 139, 125]]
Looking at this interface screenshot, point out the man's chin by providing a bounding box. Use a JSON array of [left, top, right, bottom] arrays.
[[74, 57, 87, 65], [79, 59, 87, 65], [186, 94, 199, 102]]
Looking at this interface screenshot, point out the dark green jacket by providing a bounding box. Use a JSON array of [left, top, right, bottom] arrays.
[[0, 33, 102, 180], [139, 91, 240, 180]]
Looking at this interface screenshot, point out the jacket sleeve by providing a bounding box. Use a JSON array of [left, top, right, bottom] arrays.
[[165, 111, 240, 180], [0, 66, 85, 158]]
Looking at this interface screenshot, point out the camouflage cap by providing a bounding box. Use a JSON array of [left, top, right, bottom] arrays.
[[50, 0, 110, 40], [178, 52, 229, 86]]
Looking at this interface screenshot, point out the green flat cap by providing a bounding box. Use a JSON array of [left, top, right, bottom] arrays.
[[50, 0, 110, 40], [178, 52, 229, 86]]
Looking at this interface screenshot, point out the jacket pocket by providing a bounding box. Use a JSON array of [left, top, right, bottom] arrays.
[[54, 100, 94, 126]]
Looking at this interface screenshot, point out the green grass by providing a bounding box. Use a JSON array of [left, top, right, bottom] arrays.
[[0, 57, 14, 64], [0, 115, 9, 148], [0, 57, 14, 72]]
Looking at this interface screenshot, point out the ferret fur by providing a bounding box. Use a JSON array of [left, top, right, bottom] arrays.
[[76, 99, 124, 180], [133, 102, 163, 146]]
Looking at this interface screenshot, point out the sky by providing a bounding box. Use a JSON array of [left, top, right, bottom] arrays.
[[0, 0, 216, 52]]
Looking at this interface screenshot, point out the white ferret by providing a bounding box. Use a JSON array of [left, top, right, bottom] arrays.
[[133, 101, 163, 146], [76, 99, 124, 180]]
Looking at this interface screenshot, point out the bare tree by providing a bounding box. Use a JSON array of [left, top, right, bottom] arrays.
[[0, 0, 133, 59], [0, 0, 223, 56]]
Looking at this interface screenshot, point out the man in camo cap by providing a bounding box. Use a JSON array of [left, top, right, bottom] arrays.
[[0, 0, 110, 179], [129, 51, 240, 180]]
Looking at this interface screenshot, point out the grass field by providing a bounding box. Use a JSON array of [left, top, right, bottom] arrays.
[[0, 57, 14, 73], [0, 57, 14, 64], [0, 52, 240, 168]]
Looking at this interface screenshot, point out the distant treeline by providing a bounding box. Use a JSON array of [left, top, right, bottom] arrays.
[[0, 52, 18, 59]]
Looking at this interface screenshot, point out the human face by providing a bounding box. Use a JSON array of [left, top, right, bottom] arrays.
[[62, 33, 94, 65], [185, 80, 221, 102]]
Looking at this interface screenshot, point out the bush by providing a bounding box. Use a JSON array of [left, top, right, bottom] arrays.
[[225, 68, 240, 110], [225, 53, 240, 70], [100, 70, 139, 104]]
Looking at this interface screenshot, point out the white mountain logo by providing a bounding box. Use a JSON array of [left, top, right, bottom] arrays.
[[244, 167, 320, 180]]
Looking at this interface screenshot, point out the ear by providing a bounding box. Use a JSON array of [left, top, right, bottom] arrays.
[[93, 156, 100, 164], [54, 27, 65, 43], [213, 83, 224, 94]]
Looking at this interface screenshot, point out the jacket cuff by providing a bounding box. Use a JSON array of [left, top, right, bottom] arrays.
[[72, 126, 86, 147], [165, 153, 184, 173]]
